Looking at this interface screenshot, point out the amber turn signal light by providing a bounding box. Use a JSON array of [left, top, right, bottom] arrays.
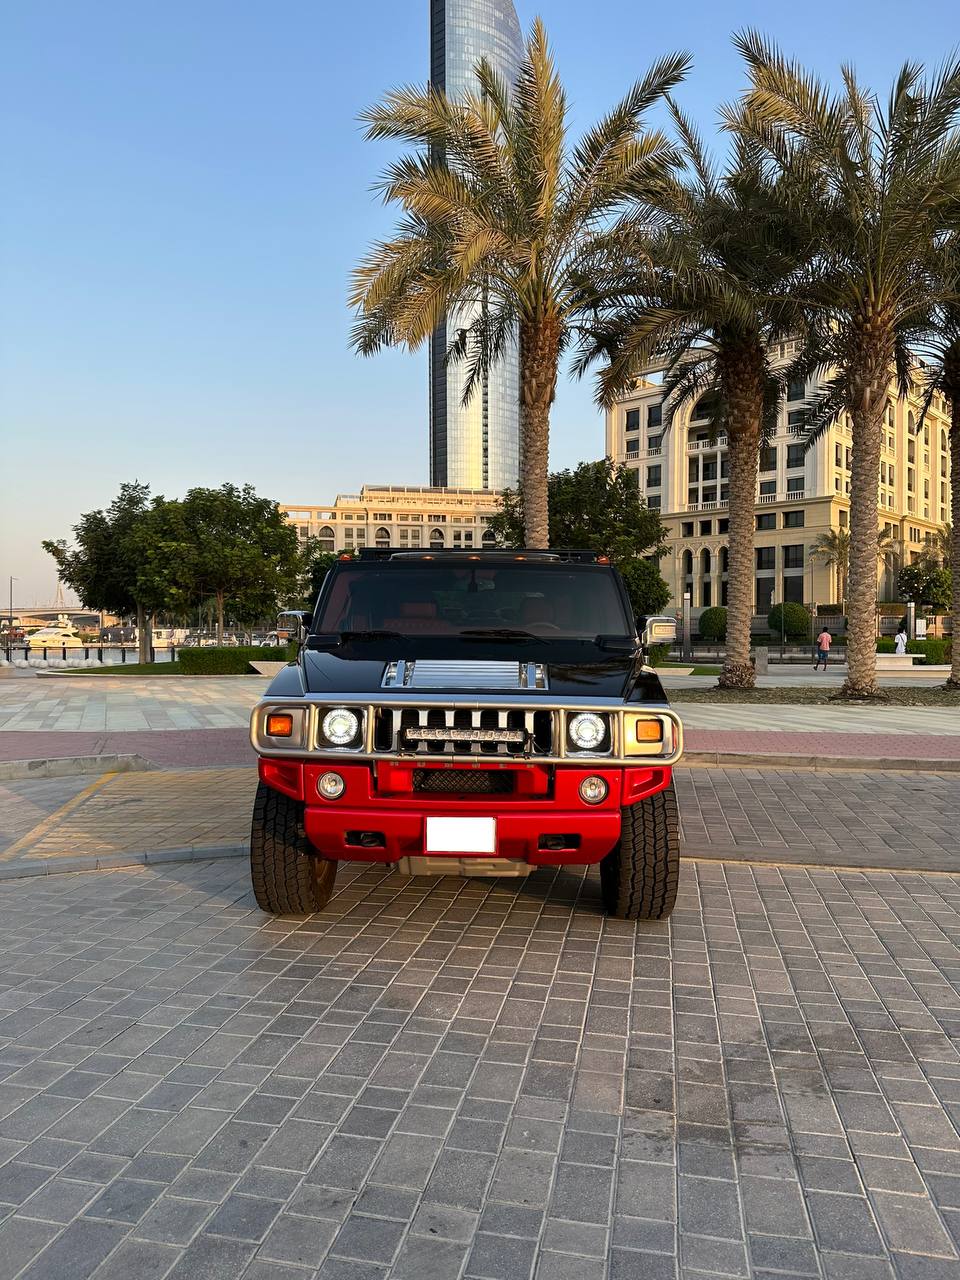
[[633, 719, 663, 743], [266, 713, 294, 738]]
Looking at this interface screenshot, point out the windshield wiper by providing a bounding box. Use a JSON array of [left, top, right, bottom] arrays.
[[594, 634, 638, 652], [341, 629, 408, 642], [457, 628, 538, 642]]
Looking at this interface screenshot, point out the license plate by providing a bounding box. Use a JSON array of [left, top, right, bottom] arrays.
[[425, 817, 497, 854]]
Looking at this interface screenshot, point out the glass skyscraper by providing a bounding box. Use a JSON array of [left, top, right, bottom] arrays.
[[429, 0, 522, 491]]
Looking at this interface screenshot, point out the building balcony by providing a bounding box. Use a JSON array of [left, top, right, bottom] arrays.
[[685, 499, 729, 512], [625, 446, 662, 462], [687, 436, 728, 451]]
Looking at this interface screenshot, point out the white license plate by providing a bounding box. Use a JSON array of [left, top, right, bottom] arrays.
[[425, 817, 497, 854]]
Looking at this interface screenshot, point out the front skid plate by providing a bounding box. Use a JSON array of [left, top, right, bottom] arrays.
[[395, 855, 534, 877]]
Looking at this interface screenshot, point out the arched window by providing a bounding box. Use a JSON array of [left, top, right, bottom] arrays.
[[908, 411, 916, 435], [942, 430, 948, 454], [699, 548, 712, 606], [885, 402, 894, 430], [482, 528, 497, 546], [692, 393, 720, 422], [375, 527, 390, 546], [318, 525, 335, 552], [430, 528, 444, 547], [682, 549, 693, 577], [720, 547, 729, 573], [700, 548, 711, 575]]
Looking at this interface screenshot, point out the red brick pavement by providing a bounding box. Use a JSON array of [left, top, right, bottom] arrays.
[[3, 726, 960, 768]]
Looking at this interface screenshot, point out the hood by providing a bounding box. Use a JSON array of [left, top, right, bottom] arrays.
[[293, 641, 667, 705]]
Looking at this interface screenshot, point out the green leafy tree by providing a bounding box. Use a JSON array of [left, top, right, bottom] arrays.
[[349, 20, 689, 546], [898, 554, 952, 611], [490, 460, 665, 560], [168, 485, 301, 644], [42, 482, 165, 662], [729, 35, 960, 696], [617, 558, 671, 621], [303, 548, 348, 610], [578, 103, 812, 691], [488, 459, 669, 622]]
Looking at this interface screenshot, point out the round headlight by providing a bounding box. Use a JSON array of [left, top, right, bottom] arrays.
[[568, 712, 606, 751], [317, 771, 345, 799], [321, 707, 360, 746], [579, 775, 609, 805]]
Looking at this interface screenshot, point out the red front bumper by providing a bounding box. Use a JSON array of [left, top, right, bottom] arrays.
[[258, 758, 672, 867]]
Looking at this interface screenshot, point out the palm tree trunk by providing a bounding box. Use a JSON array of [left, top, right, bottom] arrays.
[[717, 343, 765, 690], [842, 344, 889, 698], [216, 592, 225, 646], [944, 351, 960, 688], [136, 603, 152, 665], [519, 319, 561, 548]]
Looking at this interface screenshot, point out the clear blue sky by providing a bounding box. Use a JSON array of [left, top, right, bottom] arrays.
[[1, 0, 955, 601]]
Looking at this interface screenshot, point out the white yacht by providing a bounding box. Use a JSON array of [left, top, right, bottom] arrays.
[[26, 616, 87, 649]]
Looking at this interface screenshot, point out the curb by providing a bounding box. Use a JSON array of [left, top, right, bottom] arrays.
[[683, 751, 960, 773], [0, 754, 155, 782], [0, 843, 248, 881]]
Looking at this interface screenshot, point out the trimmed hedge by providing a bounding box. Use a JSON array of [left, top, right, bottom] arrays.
[[876, 637, 951, 664], [179, 645, 296, 674]]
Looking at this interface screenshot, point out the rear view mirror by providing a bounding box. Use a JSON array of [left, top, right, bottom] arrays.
[[641, 616, 677, 650]]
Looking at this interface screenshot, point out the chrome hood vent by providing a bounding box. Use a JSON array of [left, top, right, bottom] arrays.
[[382, 659, 548, 691]]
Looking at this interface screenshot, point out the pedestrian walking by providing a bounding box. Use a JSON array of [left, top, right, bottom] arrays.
[[895, 625, 908, 656], [814, 627, 832, 671]]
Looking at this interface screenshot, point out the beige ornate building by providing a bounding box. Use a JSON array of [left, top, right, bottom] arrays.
[[281, 485, 502, 555], [605, 351, 952, 613]]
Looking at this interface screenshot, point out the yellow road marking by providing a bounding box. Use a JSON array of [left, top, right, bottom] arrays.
[[1, 771, 117, 861]]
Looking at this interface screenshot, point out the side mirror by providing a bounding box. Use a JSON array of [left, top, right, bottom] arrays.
[[641, 615, 677, 650], [287, 611, 312, 643]]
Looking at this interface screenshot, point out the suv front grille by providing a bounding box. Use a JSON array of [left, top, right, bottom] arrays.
[[412, 769, 515, 795], [374, 707, 554, 757]]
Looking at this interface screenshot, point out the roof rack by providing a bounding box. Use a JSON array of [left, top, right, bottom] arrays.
[[355, 548, 607, 564]]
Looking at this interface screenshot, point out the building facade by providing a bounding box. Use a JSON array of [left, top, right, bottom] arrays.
[[429, 0, 522, 492], [605, 346, 953, 614], [281, 485, 502, 556]]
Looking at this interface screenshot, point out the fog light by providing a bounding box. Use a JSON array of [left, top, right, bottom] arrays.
[[317, 771, 345, 800], [579, 775, 608, 805]]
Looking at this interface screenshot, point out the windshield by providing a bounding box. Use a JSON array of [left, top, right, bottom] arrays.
[[315, 564, 632, 641]]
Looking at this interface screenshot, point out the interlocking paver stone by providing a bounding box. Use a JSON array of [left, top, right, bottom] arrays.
[[0, 855, 957, 1279]]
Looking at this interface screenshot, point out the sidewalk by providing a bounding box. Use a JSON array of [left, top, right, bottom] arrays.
[[3, 762, 958, 879]]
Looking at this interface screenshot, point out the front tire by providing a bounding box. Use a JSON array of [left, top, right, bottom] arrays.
[[250, 782, 337, 915], [600, 783, 679, 920]]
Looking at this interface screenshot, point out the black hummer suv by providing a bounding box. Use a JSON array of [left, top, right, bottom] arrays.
[[249, 549, 682, 919]]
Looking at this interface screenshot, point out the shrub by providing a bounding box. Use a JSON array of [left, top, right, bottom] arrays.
[[179, 645, 295, 674], [646, 644, 670, 667], [697, 606, 728, 643], [875, 638, 951, 664], [767, 602, 811, 641]]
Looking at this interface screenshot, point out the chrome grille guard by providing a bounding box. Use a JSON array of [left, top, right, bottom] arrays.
[[251, 695, 683, 768]]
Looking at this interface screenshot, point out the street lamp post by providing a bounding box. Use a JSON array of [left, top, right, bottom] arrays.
[[7, 577, 17, 656]]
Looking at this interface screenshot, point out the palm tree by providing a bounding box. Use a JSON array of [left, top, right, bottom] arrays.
[[809, 526, 897, 605], [809, 529, 850, 605], [728, 36, 960, 697], [349, 20, 690, 546], [916, 280, 960, 687], [577, 109, 811, 689]]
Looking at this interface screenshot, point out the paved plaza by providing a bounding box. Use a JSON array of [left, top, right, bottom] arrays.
[[0, 858, 957, 1280], [2, 766, 960, 877], [1, 674, 959, 1277]]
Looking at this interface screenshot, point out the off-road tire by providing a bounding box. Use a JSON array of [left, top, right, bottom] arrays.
[[600, 783, 679, 920], [250, 782, 337, 915]]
